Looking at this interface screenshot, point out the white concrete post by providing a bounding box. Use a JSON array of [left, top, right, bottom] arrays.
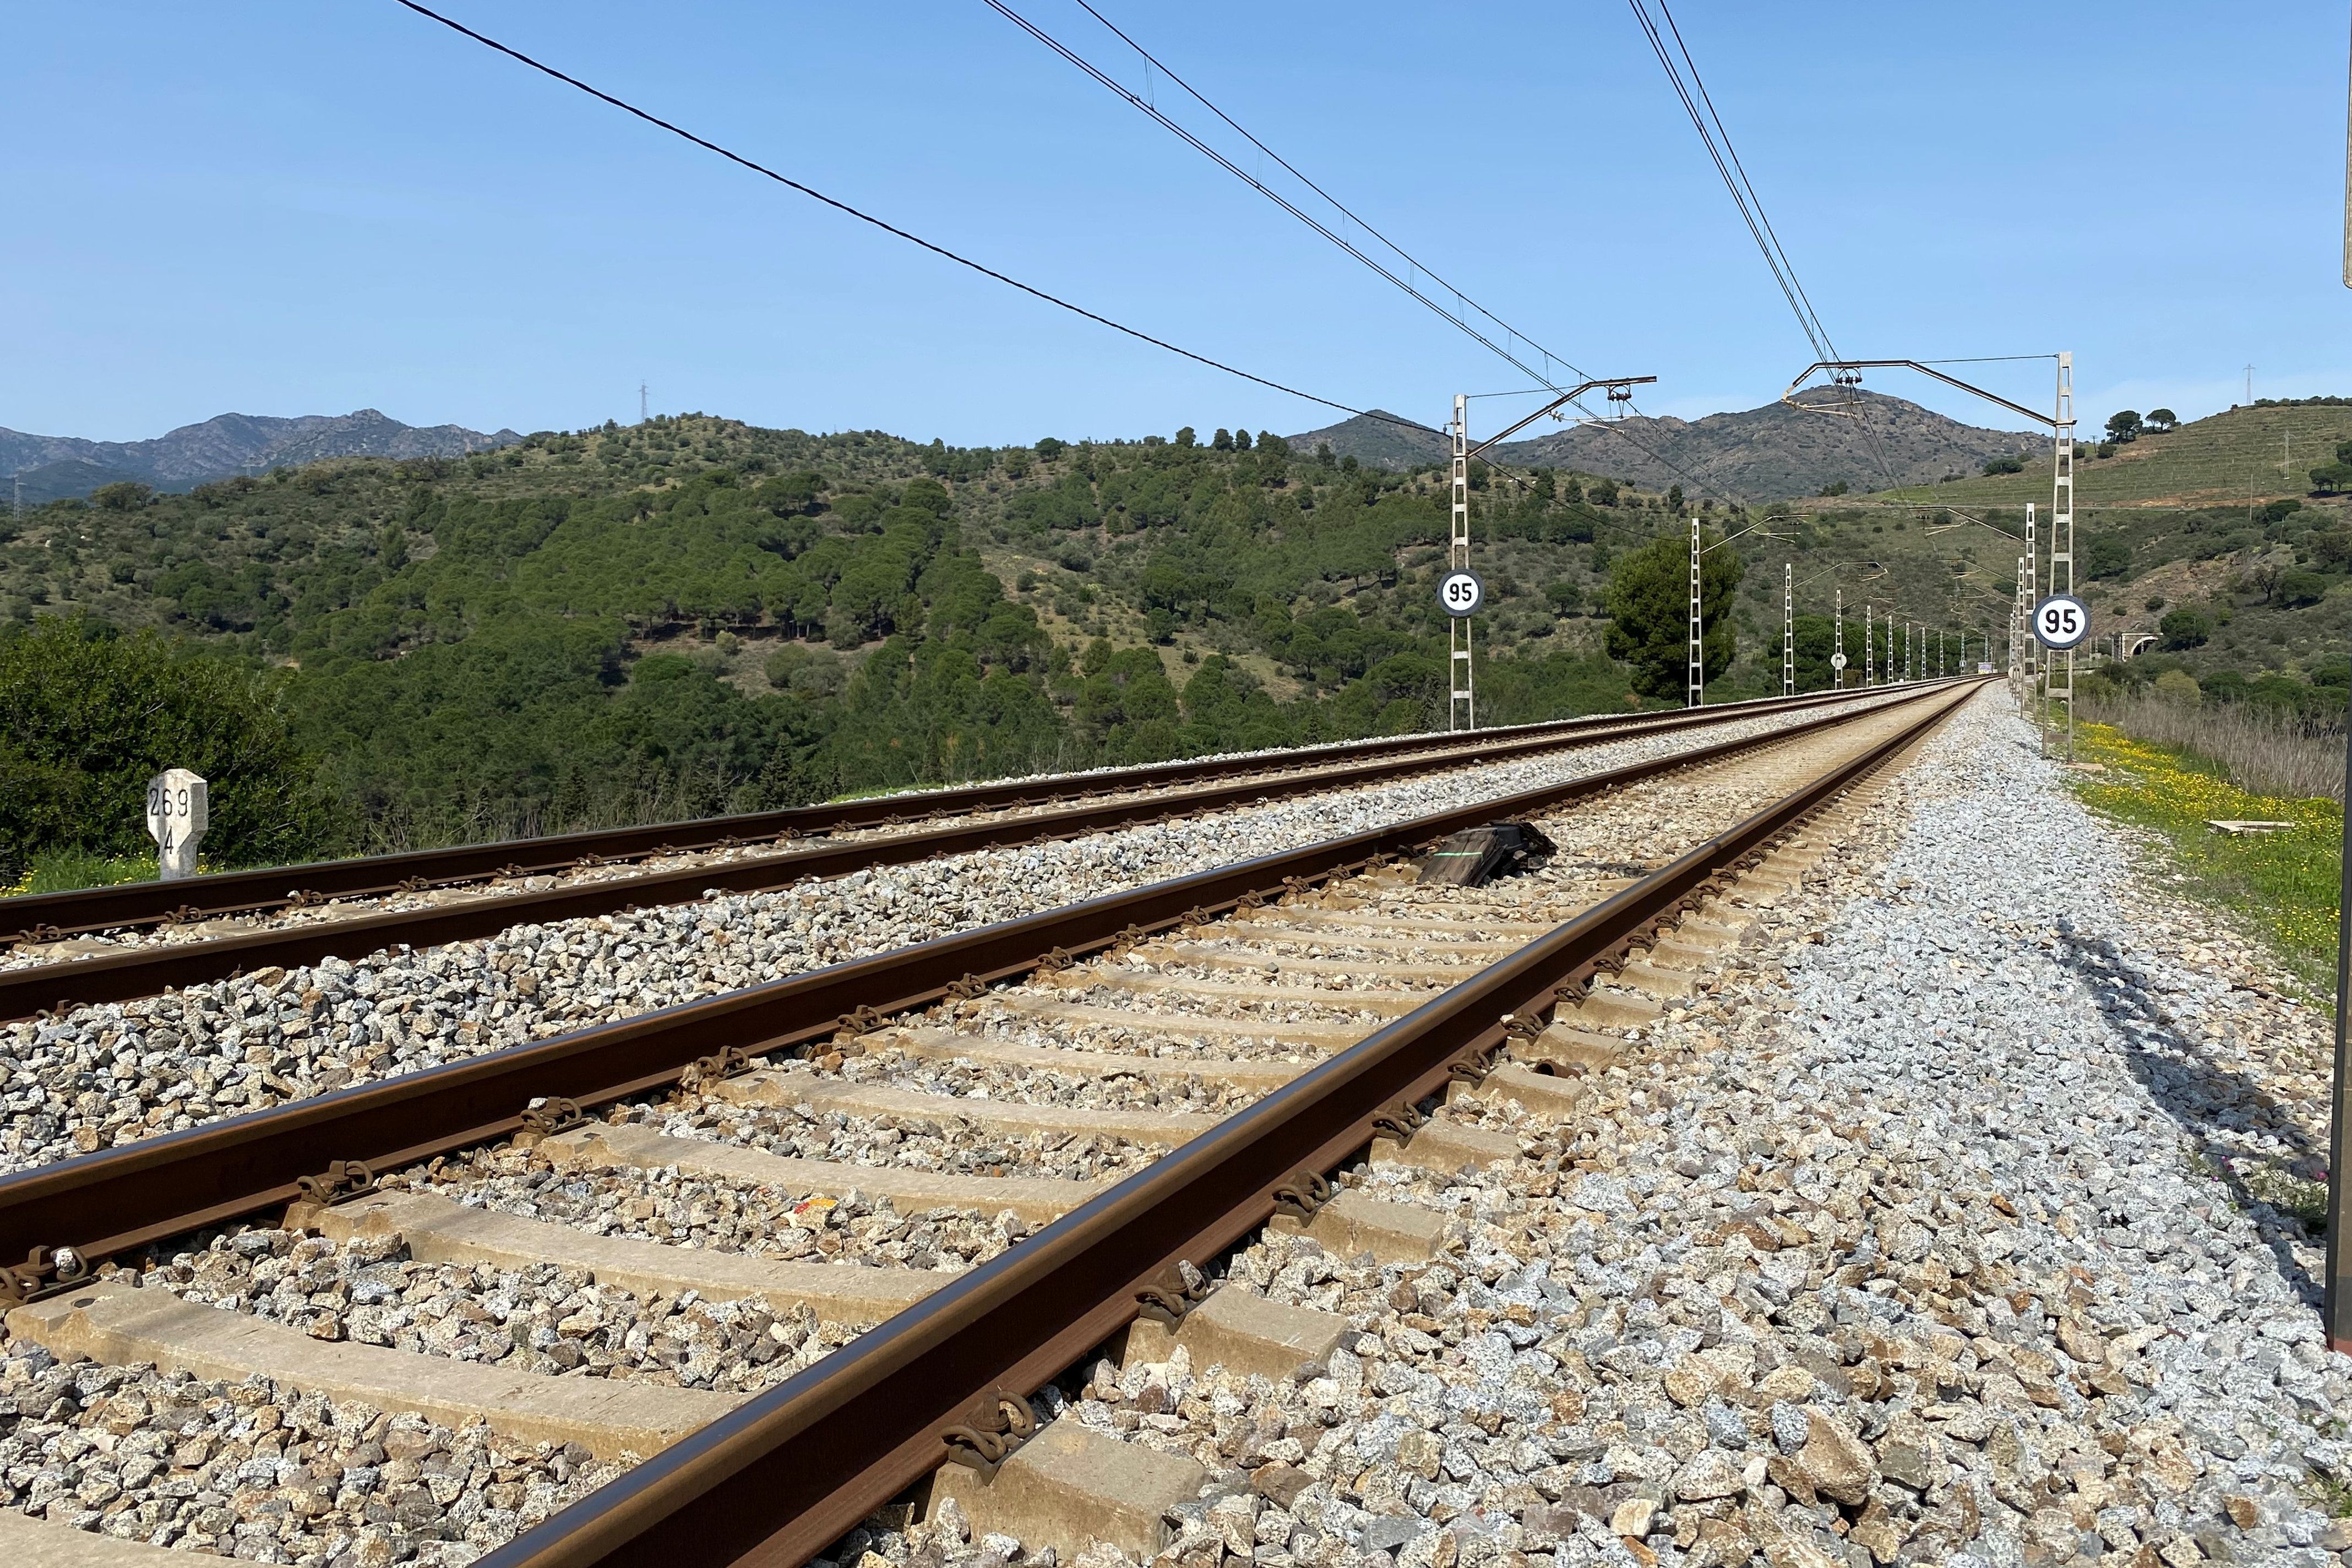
[[145, 769, 209, 881]]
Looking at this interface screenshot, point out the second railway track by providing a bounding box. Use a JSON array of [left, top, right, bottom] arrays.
[[0, 687, 1928, 1021], [0, 680, 1980, 1568]]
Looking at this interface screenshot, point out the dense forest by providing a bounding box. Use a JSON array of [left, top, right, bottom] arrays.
[[0, 412, 1925, 881]]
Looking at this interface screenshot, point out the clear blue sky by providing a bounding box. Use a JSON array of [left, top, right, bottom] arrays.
[[8, 2, 2350, 449]]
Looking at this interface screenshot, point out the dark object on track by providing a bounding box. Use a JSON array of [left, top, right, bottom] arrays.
[[1414, 821, 1558, 886], [0, 687, 1934, 1021], [1, 686, 1917, 950], [0, 688, 1969, 1288], [466, 683, 1981, 1568], [0, 683, 1985, 1568]]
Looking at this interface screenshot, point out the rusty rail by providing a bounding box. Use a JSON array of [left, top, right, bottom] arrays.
[[472, 680, 1982, 1568], [2, 687, 1880, 946], [0, 684, 1964, 1279], [0, 684, 1935, 1021]]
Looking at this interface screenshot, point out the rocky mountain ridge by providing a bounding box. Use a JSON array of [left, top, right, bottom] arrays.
[[1, 410, 521, 502], [1290, 389, 2039, 501]]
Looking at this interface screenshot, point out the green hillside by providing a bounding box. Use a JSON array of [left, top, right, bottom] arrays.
[[1819, 398, 2352, 711], [1886, 399, 2352, 511], [17, 391, 2339, 880], [2, 417, 1796, 868]]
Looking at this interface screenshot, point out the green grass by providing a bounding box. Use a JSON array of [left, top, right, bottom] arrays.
[[2244, 1161, 2329, 1231], [2068, 720, 2342, 992], [4, 848, 159, 899], [1876, 402, 2352, 510]]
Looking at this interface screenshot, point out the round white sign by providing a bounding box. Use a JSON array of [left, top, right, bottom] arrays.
[[1438, 570, 1485, 618], [2032, 594, 2091, 651], [1828, 652, 1848, 671]]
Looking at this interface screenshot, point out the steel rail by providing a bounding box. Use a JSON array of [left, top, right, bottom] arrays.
[[2, 687, 1874, 947], [0, 683, 1966, 1282], [477, 679, 1983, 1568], [0, 684, 1924, 1021]]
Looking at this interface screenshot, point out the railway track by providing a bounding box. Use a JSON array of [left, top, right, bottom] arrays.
[[0, 685, 1922, 1022], [0, 680, 1980, 1568]]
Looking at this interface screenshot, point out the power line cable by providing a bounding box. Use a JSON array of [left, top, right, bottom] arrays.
[[1652, 2, 1841, 367], [388, 0, 1413, 426], [1626, 0, 1827, 363], [981, 0, 1587, 396], [1055, 0, 1594, 394], [1627, 1, 1908, 497], [990, 1, 1773, 514]]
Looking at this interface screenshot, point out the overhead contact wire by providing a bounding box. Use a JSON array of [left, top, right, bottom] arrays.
[[995, 0, 1776, 511], [1055, 0, 1593, 391], [388, 0, 1410, 424], [1630, 1, 1904, 498], [981, 0, 1582, 398]]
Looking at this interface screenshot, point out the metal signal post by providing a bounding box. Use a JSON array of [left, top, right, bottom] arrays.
[[2011, 556, 2028, 693], [2050, 353, 2078, 760], [1782, 563, 1795, 696], [1688, 518, 1704, 708], [2023, 503, 2039, 721], [1834, 588, 1844, 689], [2330, 31, 2352, 1351], [1449, 394, 1474, 731]]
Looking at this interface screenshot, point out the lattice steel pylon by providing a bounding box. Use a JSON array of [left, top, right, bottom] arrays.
[[2010, 559, 2024, 689], [2048, 352, 2077, 758], [1834, 588, 1844, 690], [1782, 563, 1795, 696], [1687, 517, 1704, 708], [1864, 603, 1874, 688], [1449, 394, 1474, 731], [2022, 503, 2038, 716]]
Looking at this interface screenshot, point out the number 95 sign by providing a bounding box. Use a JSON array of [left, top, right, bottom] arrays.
[[2032, 594, 2090, 651], [1438, 570, 1484, 618]]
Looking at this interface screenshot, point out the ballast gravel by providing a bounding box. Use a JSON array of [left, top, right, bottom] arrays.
[[1, 698, 1901, 1175], [0, 721, 1652, 973], [853, 690, 2352, 1568], [0, 1336, 627, 1566], [138, 1227, 864, 1393], [418, 1141, 1032, 1271]]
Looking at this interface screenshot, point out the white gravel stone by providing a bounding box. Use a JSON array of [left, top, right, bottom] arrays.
[[0, 1333, 623, 1565], [2, 700, 1892, 1175], [852, 689, 2352, 1568]]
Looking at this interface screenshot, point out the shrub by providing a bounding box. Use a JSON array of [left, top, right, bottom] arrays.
[[2277, 570, 2329, 608], [91, 481, 155, 511], [0, 617, 327, 882], [2083, 533, 2131, 579], [7, 847, 154, 897], [2159, 608, 2213, 649]]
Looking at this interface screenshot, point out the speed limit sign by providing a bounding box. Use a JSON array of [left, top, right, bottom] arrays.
[[2032, 594, 2090, 651], [1438, 570, 1484, 618], [1829, 652, 1848, 672]]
